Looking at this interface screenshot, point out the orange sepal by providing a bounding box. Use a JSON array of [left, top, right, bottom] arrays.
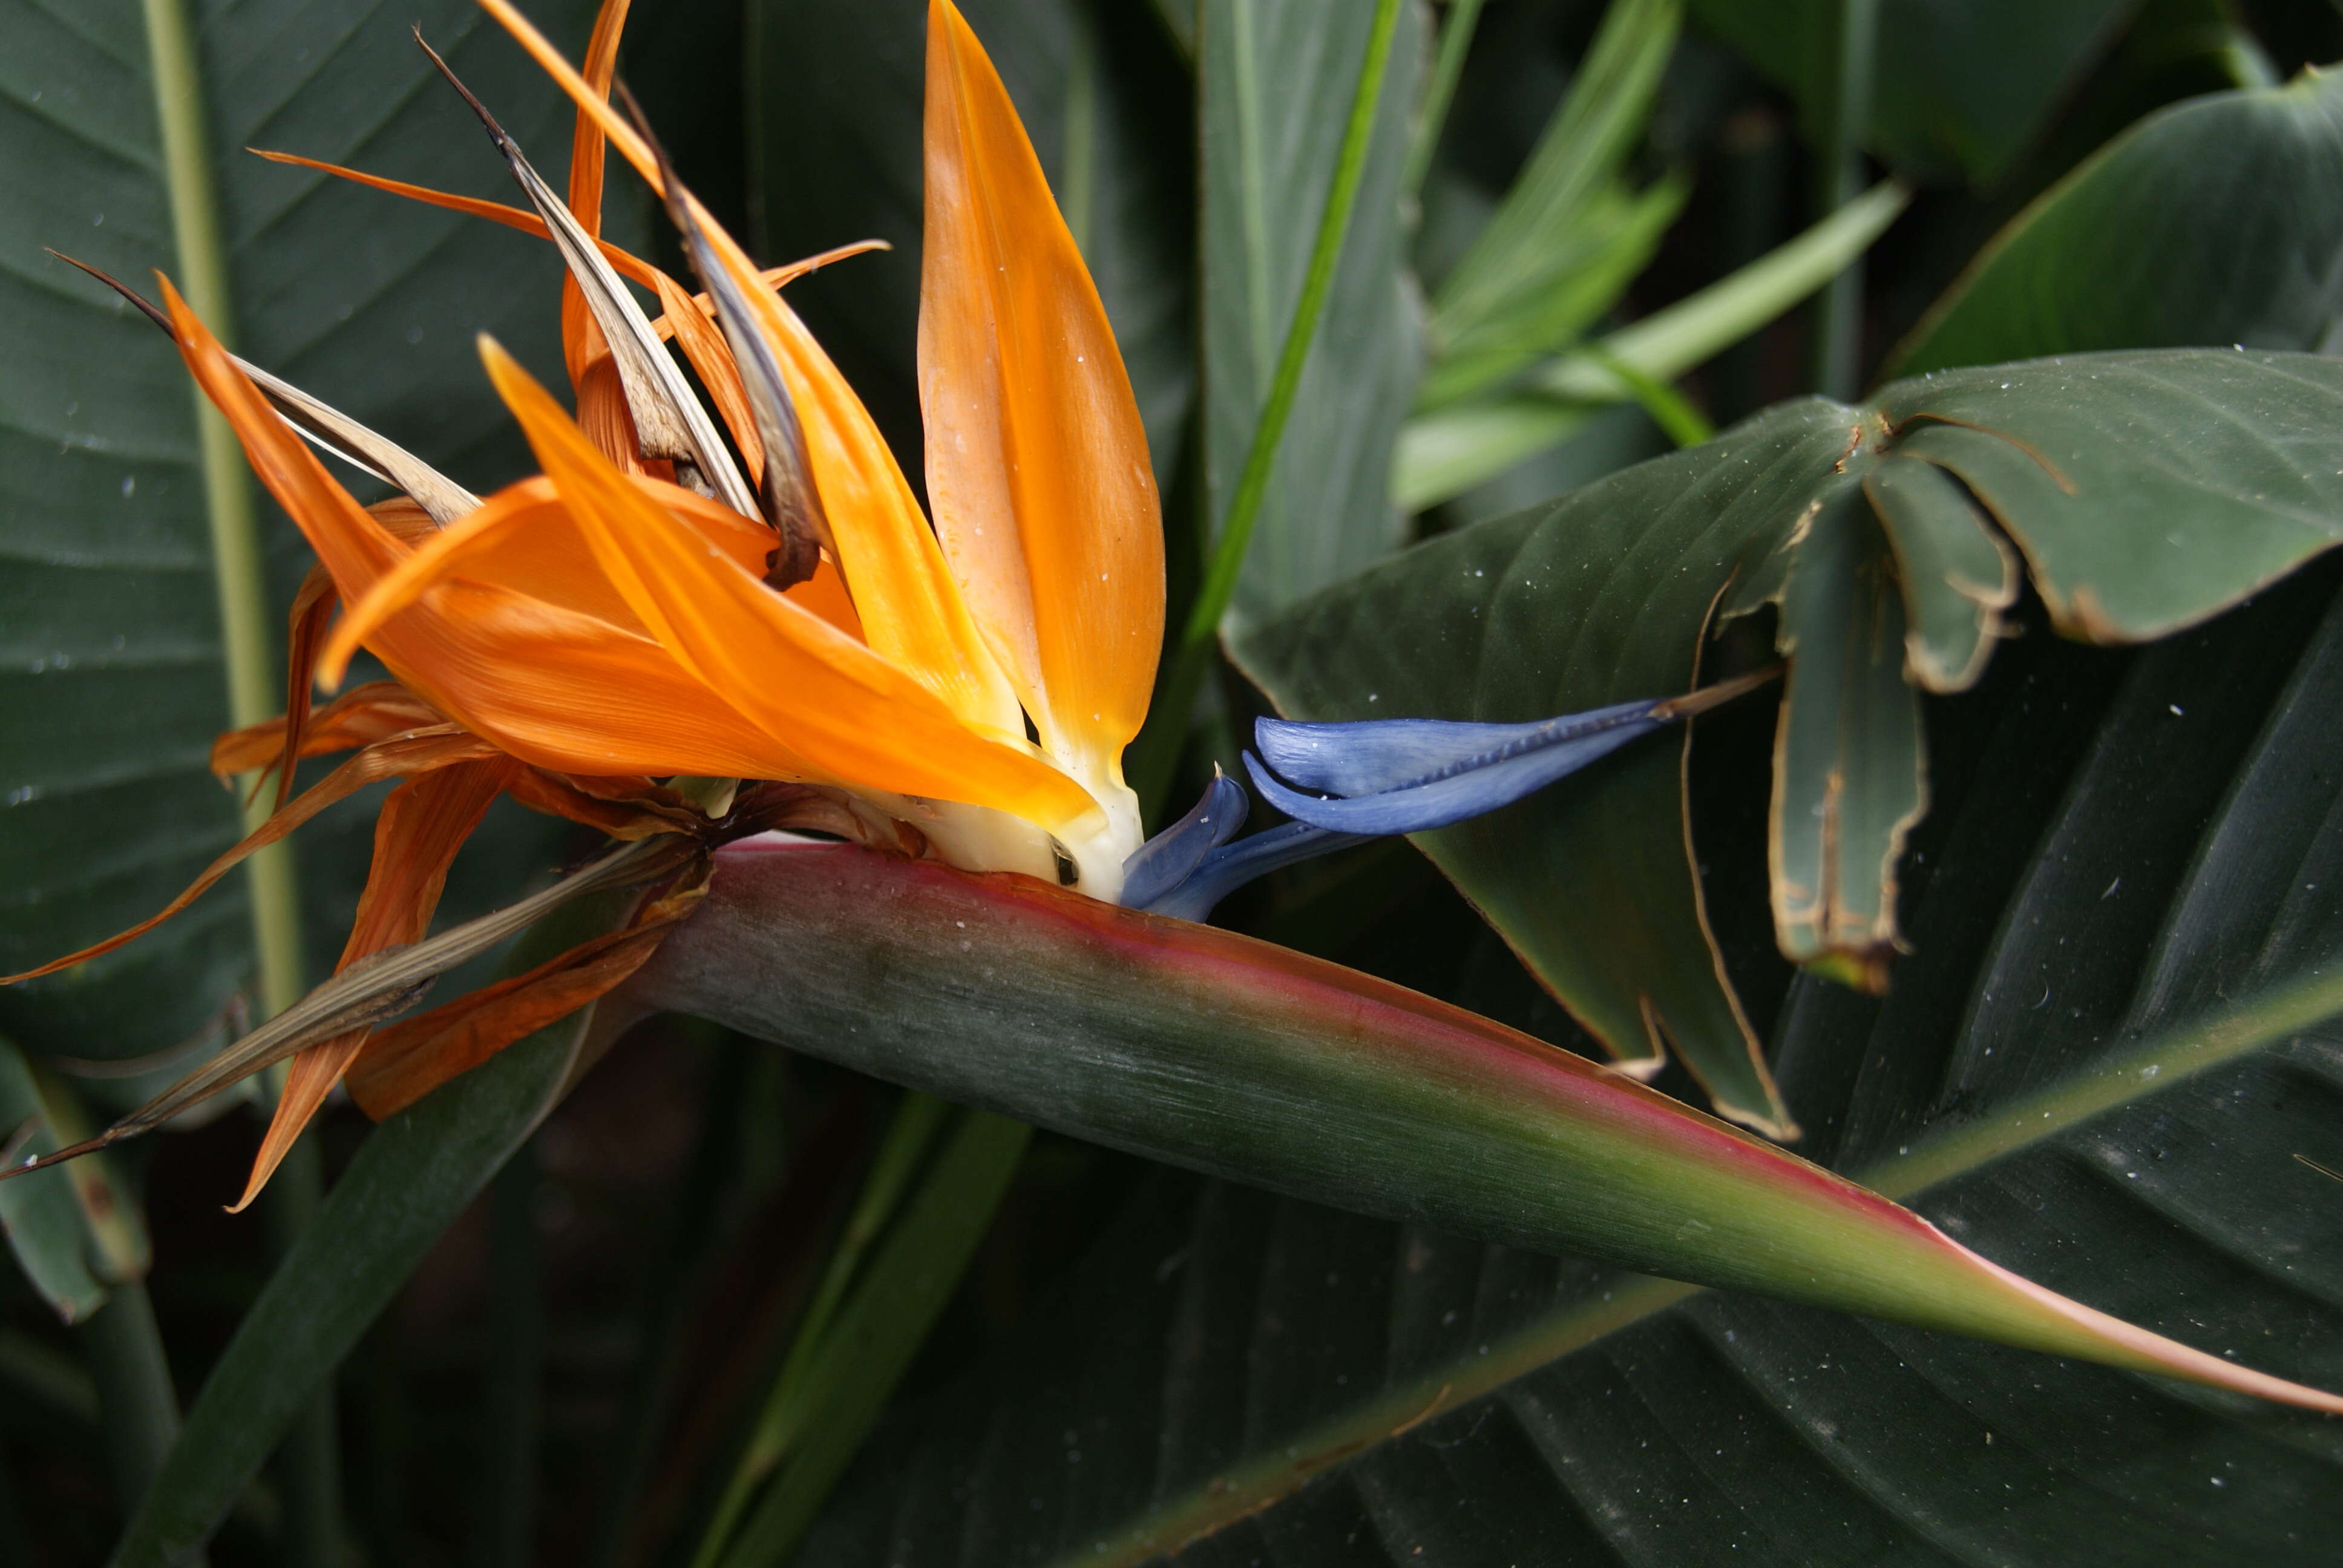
[[480, 337, 1101, 829], [347, 859, 710, 1120], [471, 0, 1023, 738], [918, 0, 1162, 766], [5, 728, 501, 985], [559, 0, 632, 390], [231, 757, 518, 1210], [213, 684, 446, 776]]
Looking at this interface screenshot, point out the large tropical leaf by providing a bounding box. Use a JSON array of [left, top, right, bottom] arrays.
[[0, 0, 610, 1063], [1685, 0, 2132, 185], [1892, 64, 2343, 376], [1237, 348, 2343, 1128], [103, 893, 626, 1567], [745, 0, 1196, 482], [786, 560, 2343, 1568], [1200, 0, 1426, 628]]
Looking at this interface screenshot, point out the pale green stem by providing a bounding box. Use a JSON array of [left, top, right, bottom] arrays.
[[1401, 0, 1485, 201], [141, 0, 306, 1018], [1810, 0, 1879, 400], [687, 1092, 952, 1568]]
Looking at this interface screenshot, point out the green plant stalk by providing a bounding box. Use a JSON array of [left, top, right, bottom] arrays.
[[144, 10, 337, 1559], [1394, 180, 1907, 512], [1400, 0, 1484, 201], [106, 892, 630, 1568], [140, 0, 306, 1020], [75, 1283, 183, 1524], [1538, 179, 1908, 400], [1810, 0, 1879, 399], [1577, 344, 1712, 448], [687, 1091, 954, 1568], [713, 1110, 1035, 1568], [1136, 0, 1404, 813]]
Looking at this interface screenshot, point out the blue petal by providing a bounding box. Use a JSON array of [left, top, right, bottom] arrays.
[[1244, 707, 1663, 836], [1120, 771, 1251, 910], [1253, 699, 1665, 797], [1141, 822, 1367, 924]]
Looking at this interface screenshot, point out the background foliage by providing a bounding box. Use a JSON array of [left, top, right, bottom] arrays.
[[5, 0, 2343, 1563]]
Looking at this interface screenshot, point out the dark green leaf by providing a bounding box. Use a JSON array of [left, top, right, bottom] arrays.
[[1686, 0, 2132, 185], [790, 567, 2343, 1568], [0, 1041, 107, 1322], [1893, 65, 2343, 376], [1767, 491, 1924, 985], [106, 893, 626, 1568], [1201, 0, 1426, 626], [746, 0, 1196, 483], [0, 0, 612, 1062], [1240, 350, 2343, 1100]]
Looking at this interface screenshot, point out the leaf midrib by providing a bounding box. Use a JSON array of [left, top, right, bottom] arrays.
[[1046, 959, 2343, 1568]]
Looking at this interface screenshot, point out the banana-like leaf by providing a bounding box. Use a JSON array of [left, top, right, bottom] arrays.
[[1893, 64, 2343, 377], [0, 0, 611, 1065], [625, 836, 2341, 1422], [1238, 348, 2343, 1125], [1200, 0, 1426, 626], [789, 566, 2343, 1568], [103, 891, 629, 1568]]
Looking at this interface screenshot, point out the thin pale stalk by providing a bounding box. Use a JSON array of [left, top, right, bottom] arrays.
[[1809, 0, 1879, 399], [1400, 0, 1484, 201], [686, 1091, 952, 1568], [139, 0, 306, 1021]]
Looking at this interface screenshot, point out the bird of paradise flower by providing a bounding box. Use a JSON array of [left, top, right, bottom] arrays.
[[10, 0, 1172, 1206], [8, 0, 2343, 1428]]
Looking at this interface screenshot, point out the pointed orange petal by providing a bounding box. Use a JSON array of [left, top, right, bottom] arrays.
[[231, 757, 518, 1209], [473, 0, 1020, 735], [213, 684, 446, 776], [6, 729, 500, 985], [651, 267, 763, 482], [347, 861, 707, 1120], [919, 0, 1162, 773], [559, 0, 633, 388], [250, 149, 665, 292], [480, 337, 1099, 828], [162, 276, 408, 596]]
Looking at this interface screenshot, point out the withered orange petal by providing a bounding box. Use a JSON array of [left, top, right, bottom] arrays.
[[5, 728, 500, 985], [230, 757, 517, 1210], [480, 338, 1099, 829], [652, 267, 764, 483], [919, 0, 1163, 768]]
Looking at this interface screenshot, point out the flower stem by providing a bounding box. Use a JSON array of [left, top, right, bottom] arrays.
[[1401, 0, 1484, 202], [1809, 0, 1879, 400], [140, 0, 307, 1018]]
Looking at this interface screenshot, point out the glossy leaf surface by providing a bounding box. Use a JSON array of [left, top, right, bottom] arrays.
[[1239, 350, 2343, 1116], [0, 0, 606, 1063], [1893, 64, 2343, 376], [1200, 0, 1426, 627], [628, 835, 2338, 1419], [105, 895, 623, 1568], [788, 567, 2343, 1568]]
